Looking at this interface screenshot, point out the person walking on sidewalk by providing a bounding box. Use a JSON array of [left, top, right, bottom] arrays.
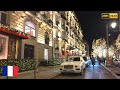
[[97, 56, 101, 65], [90, 55, 95, 67]]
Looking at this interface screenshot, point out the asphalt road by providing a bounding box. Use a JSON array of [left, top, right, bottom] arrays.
[[52, 61, 117, 79]]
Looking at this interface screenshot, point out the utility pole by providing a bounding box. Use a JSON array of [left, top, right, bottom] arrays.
[[106, 24, 109, 66]]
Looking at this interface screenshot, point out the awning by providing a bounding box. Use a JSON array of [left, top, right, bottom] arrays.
[[0, 27, 28, 39]]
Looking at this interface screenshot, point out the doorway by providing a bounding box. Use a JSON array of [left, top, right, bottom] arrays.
[[44, 49, 48, 61], [8, 37, 16, 59], [24, 44, 34, 59]]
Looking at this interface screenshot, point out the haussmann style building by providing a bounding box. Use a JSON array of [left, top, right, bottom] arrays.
[[0, 11, 86, 63]]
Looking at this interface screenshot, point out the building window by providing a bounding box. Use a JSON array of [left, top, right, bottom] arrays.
[[45, 32, 49, 45], [25, 21, 36, 36], [0, 11, 7, 25], [62, 49, 65, 55]]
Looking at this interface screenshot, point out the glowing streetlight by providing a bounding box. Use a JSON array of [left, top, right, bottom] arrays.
[[111, 22, 117, 28]]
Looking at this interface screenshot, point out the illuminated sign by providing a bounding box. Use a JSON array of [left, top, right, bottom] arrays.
[[101, 13, 118, 19]]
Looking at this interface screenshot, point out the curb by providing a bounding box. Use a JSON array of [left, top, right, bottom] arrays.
[[101, 63, 120, 79]]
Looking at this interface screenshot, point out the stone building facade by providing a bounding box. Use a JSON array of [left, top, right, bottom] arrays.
[[0, 11, 86, 62]]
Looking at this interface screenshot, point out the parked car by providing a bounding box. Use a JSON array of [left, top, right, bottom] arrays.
[[60, 56, 86, 74]]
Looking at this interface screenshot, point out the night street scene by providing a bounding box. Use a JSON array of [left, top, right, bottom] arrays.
[[0, 11, 120, 79]]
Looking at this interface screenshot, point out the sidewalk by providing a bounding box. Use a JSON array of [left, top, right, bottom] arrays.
[[0, 65, 60, 79], [101, 63, 120, 79]]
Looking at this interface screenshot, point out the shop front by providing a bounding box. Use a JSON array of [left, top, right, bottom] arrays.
[[0, 34, 8, 59], [0, 25, 28, 59]]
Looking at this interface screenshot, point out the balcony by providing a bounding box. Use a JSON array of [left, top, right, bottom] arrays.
[[65, 26, 69, 33], [71, 34, 74, 38], [56, 20, 59, 26], [70, 27, 76, 34], [77, 35, 80, 39], [75, 42, 77, 47], [47, 19, 53, 27], [73, 30, 77, 35], [66, 22, 70, 26], [69, 46, 75, 50], [60, 12, 66, 20], [62, 24, 65, 30], [55, 47, 59, 50], [62, 38, 68, 43], [30, 11, 39, 16], [41, 14, 53, 27], [42, 14, 48, 19], [62, 31, 68, 42]]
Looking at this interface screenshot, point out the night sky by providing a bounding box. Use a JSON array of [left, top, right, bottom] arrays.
[[75, 11, 119, 51]]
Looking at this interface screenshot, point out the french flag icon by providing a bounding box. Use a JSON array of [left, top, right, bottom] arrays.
[[2, 66, 18, 77]]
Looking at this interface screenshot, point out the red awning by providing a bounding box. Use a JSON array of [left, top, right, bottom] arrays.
[[0, 27, 28, 39]]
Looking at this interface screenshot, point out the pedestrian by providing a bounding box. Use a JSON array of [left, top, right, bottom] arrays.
[[97, 56, 101, 65], [90, 55, 95, 67]]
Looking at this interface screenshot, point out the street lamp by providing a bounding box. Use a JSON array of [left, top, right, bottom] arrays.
[[106, 22, 117, 66], [111, 22, 117, 28]]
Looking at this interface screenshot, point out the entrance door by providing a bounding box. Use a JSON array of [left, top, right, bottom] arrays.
[[44, 49, 48, 61], [8, 37, 16, 59], [24, 44, 34, 59]]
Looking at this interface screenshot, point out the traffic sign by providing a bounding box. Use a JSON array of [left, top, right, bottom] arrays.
[[101, 13, 118, 19]]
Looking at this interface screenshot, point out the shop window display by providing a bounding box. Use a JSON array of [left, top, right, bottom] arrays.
[[0, 34, 8, 59]]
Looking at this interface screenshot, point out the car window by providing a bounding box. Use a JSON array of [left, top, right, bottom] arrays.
[[68, 58, 73, 61], [68, 57, 83, 61], [73, 57, 80, 61]]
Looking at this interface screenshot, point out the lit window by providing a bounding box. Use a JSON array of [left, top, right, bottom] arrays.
[[25, 21, 35, 36]]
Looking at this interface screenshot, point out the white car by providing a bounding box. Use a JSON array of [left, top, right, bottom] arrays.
[[60, 56, 86, 74]]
